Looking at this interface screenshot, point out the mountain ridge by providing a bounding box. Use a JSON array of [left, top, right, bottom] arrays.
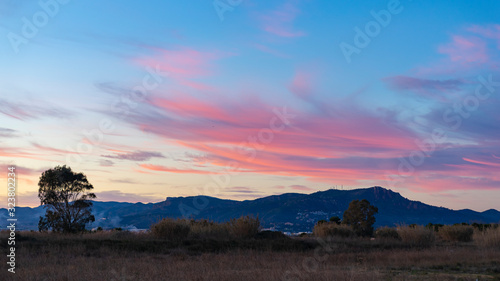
[[2, 186, 499, 232]]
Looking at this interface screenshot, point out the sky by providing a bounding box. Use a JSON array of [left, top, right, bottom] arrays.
[[0, 0, 499, 211]]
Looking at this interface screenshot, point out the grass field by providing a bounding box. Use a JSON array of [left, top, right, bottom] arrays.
[[1, 228, 500, 281]]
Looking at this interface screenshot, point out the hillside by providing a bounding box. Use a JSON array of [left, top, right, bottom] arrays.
[[2, 186, 499, 232]]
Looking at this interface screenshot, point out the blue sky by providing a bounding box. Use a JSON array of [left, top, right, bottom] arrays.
[[1, 0, 500, 211]]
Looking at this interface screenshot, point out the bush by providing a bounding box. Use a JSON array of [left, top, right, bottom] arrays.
[[150, 218, 190, 241], [188, 219, 230, 240], [474, 226, 500, 248], [397, 225, 435, 248], [229, 216, 260, 239], [439, 225, 474, 242], [375, 227, 400, 240], [313, 223, 355, 238], [151, 216, 260, 241]]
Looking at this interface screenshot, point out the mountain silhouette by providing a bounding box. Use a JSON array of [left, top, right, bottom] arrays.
[[2, 186, 499, 232]]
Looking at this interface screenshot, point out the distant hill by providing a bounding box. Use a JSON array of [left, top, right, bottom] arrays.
[[2, 186, 499, 232]]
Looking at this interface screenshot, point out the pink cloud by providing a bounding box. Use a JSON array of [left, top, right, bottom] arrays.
[[288, 70, 315, 99], [134, 47, 226, 91], [462, 157, 500, 168], [259, 2, 305, 38], [438, 35, 488, 64], [412, 24, 500, 78], [123, 92, 426, 184], [467, 24, 500, 49], [136, 47, 217, 78], [139, 164, 213, 174], [290, 185, 314, 191]]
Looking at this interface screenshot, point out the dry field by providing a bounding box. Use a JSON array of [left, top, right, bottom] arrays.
[[0, 229, 499, 281]]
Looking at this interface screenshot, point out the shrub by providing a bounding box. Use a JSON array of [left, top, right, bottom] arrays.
[[474, 226, 500, 248], [150, 218, 190, 241], [313, 222, 355, 238], [375, 227, 400, 240], [397, 225, 435, 248], [329, 216, 341, 225], [188, 219, 230, 240], [151, 216, 260, 240], [229, 216, 260, 239], [439, 225, 474, 242]]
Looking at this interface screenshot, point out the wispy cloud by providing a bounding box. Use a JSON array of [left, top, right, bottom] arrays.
[[102, 150, 165, 162], [224, 186, 261, 194], [95, 190, 164, 203], [438, 35, 488, 64], [0, 128, 18, 138], [133, 46, 228, 91], [138, 164, 213, 174], [416, 24, 500, 76], [100, 159, 114, 167], [109, 178, 140, 184], [290, 185, 314, 191], [259, 2, 305, 38], [0, 98, 73, 121], [467, 24, 500, 49], [383, 76, 465, 98]]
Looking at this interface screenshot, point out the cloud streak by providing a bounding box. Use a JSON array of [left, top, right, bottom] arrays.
[[102, 150, 165, 162], [0, 98, 73, 121], [259, 2, 305, 38]]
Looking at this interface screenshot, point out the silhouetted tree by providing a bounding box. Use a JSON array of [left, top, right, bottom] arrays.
[[329, 216, 341, 225], [342, 199, 378, 237], [38, 165, 96, 233]]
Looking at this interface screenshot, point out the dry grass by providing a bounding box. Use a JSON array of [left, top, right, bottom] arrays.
[[474, 226, 500, 248], [151, 218, 190, 241], [313, 223, 355, 238], [438, 225, 474, 242], [229, 216, 260, 239], [397, 225, 436, 248], [1, 230, 500, 281], [375, 227, 400, 241]]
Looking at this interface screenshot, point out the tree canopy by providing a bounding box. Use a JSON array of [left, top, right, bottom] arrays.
[[342, 199, 378, 237], [38, 165, 96, 233]]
